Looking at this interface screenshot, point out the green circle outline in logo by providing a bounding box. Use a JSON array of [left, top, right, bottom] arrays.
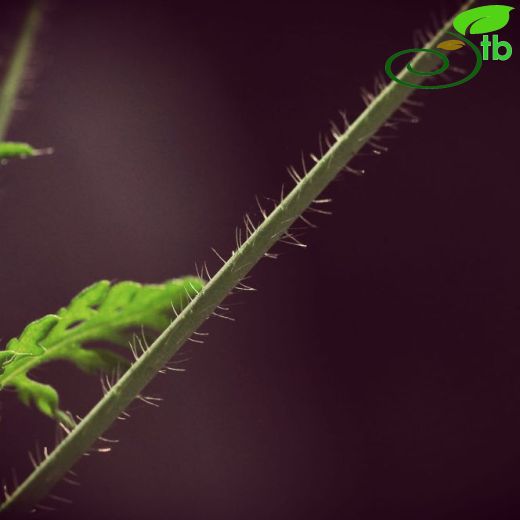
[[384, 31, 483, 90]]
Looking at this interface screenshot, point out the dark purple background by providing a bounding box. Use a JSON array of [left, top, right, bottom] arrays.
[[1, 0, 520, 518]]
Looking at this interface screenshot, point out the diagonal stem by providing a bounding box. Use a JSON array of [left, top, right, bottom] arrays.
[[0, 0, 475, 513]]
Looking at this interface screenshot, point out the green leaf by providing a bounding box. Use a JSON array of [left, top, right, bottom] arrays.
[[453, 5, 514, 35], [0, 277, 204, 423], [0, 141, 52, 162]]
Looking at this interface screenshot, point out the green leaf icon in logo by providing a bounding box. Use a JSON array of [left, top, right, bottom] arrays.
[[453, 5, 514, 35]]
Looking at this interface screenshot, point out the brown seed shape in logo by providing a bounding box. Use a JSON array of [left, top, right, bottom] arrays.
[[436, 39, 466, 51]]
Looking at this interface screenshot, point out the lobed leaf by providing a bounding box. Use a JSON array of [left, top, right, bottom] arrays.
[[0, 277, 204, 424]]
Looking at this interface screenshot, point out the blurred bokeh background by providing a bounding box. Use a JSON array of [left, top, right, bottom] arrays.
[[1, 0, 520, 518]]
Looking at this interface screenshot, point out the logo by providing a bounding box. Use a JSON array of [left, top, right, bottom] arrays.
[[385, 5, 514, 89]]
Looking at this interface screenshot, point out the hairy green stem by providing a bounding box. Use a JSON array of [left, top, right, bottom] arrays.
[[0, 1, 474, 513], [0, 0, 43, 141]]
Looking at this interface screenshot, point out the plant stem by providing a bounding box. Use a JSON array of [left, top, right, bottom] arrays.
[[0, 1, 475, 513], [0, 0, 43, 141]]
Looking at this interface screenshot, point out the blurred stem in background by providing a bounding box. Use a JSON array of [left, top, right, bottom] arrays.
[[0, 0, 43, 141]]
